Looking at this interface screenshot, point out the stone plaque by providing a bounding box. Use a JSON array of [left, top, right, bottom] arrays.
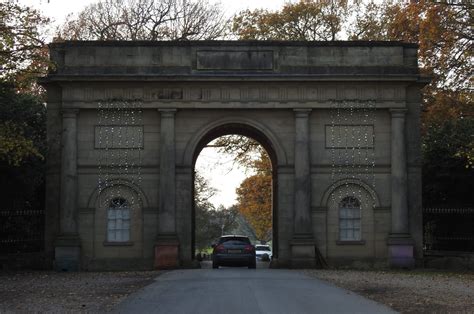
[[148, 88, 182, 100], [158, 88, 182, 99], [325, 125, 374, 148], [95, 126, 144, 149], [196, 50, 273, 70]]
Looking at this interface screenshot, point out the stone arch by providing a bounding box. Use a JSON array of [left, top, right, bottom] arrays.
[[320, 178, 380, 208], [181, 116, 288, 167], [185, 116, 283, 260], [87, 178, 149, 209]]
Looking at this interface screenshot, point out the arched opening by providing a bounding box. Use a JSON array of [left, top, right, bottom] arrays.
[[89, 183, 144, 267], [324, 180, 378, 264], [338, 196, 361, 242], [191, 123, 279, 265], [107, 197, 131, 243]]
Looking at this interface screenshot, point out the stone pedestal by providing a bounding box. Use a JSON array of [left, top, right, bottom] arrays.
[[290, 235, 318, 268], [54, 234, 81, 271], [388, 235, 415, 268], [154, 235, 180, 269]]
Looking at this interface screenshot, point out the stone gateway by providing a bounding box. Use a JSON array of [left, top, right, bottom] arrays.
[[41, 41, 428, 271]]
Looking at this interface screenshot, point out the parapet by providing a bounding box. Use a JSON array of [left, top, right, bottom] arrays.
[[44, 41, 422, 82]]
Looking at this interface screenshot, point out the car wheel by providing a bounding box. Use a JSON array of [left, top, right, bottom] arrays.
[[248, 262, 256, 269], [212, 261, 218, 269]]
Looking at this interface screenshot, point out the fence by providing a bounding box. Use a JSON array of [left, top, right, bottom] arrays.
[[423, 208, 474, 252], [2, 207, 473, 255], [0, 209, 44, 254]]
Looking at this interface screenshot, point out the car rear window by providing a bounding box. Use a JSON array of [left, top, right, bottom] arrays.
[[219, 236, 250, 244], [255, 246, 271, 251]]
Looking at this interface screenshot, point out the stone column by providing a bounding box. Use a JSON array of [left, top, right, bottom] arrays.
[[175, 165, 196, 267], [290, 109, 317, 268], [388, 109, 414, 268], [154, 109, 180, 269], [54, 109, 81, 271]]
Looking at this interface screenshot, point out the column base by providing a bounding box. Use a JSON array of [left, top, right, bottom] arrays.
[[54, 234, 81, 271], [290, 234, 319, 268], [154, 234, 180, 269], [387, 234, 415, 269]]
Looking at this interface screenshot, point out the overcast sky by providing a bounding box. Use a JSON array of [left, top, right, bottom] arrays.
[[19, 0, 289, 208]]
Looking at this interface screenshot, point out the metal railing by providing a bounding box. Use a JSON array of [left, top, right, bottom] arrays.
[[423, 208, 474, 252], [0, 209, 44, 254]]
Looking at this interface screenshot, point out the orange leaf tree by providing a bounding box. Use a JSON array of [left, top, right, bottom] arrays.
[[348, 0, 473, 205], [235, 151, 272, 242], [232, 0, 473, 206]]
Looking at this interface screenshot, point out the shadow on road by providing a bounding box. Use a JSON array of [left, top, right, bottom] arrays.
[[200, 260, 270, 269]]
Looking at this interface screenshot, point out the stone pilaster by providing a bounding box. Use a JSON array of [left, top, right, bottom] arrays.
[[290, 109, 317, 268], [154, 109, 179, 269], [54, 109, 81, 271], [294, 109, 312, 235], [388, 108, 414, 268]]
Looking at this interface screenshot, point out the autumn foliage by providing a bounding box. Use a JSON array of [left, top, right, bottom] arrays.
[[232, 0, 349, 41], [232, 0, 473, 206], [235, 151, 273, 242], [1, 0, 472, 219], [0, 1, 51, 94], [236, 174, 272, 242]]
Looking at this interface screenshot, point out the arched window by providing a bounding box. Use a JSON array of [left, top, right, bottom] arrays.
[[107, 198, 130, 242], [339, 196, 361, 241]]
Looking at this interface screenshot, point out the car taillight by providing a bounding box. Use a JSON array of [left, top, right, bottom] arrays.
[[215, 244, 225, 253], [244, 245, 254, 252]]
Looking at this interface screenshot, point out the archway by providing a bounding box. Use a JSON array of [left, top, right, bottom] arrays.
[[191, 123, 279, 262], [46, 41, 425, 270]]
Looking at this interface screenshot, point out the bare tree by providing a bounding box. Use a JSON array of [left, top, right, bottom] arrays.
[[56, 0, 229, 41], [207, 135, 262, 169], [167, 0, 228, 40]]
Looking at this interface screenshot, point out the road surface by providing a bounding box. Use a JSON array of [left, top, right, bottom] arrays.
[[114, 265, 396, 314]]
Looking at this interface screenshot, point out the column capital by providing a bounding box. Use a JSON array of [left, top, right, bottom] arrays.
[[61, 109, 79, 118], [389, 108, 407, 118], [158, 109, 177, 118], [294, 109, 312, 118]]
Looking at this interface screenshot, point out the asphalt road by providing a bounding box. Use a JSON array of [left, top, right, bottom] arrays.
[[114, 264, 396, 314]]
